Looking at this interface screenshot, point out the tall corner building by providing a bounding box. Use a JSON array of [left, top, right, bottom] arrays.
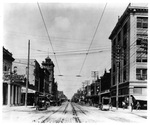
[[109, 4, 148, 108]]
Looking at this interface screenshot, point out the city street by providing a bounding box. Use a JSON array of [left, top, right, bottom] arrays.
[[2, 101, 147, 123], [2, 3, 148, 124]]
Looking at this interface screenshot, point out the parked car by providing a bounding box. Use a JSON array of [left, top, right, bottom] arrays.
[[100, 97, 111, 111], [50, 100, 57, 106], [36, 95, 50, 110]]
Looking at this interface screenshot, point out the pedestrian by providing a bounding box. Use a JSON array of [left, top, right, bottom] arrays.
[[122, 101, 126, 110], [109, 99, 112, 110], [130, 95, 135, 112], [136, 101, 140, 110]]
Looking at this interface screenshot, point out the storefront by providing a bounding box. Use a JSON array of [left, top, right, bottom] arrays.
[[21, 87, 36, 106], [3, 73, 24, 106]]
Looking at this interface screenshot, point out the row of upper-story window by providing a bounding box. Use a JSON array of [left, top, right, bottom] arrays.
[[112, 17, 148, 63], [137, 17, 148, 29], [112, 68, 147, 86], [136, 33, 148, 62], [112, 16, 148, 46]]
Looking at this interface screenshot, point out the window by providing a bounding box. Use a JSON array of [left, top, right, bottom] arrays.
[[4, 65, 7, 71], [113, 76, 115, 85], [136, 69, 147, 80], [136, 38, 148, 62], [123, 70, 126, 82], [113, 38, 116, 46], [118, 32, 121, 41], [143, 18, 148, 28], [137, 38, 148, 46], [136, 39, 142, 45], [133, 88, 147, 95], [123, 23, 127, 35], [137, 17, 148, 29], [123, 38, 127, 50], [142, 88, 147, 95], [133, 88, 142, 94], [136, 51, 147, 62]]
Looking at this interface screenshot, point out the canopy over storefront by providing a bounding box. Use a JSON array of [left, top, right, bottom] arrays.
[[134, 95, 147, 101], [21, 87, 36, 93]]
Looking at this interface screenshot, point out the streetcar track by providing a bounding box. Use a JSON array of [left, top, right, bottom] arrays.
[[71, 103, 81, 123], [63, 102, 69, 114], [73, 103, 86, 115], [32, 104, 65, 123], [41, 102, 69, 123], [33, 102, 84, 123]]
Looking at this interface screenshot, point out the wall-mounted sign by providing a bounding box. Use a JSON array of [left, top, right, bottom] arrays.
[[3, 73, 25, 83]]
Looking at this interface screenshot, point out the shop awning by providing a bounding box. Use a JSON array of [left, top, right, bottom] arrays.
[[134, 96, 147, 101], [21, 87, 36, 93]]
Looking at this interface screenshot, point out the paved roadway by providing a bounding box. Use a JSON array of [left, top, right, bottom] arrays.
[[32, 101, 147, 123], [2, 101, 147, 123]]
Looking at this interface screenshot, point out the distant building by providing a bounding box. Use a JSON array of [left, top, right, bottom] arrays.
[[100, 69, 111, 101], [42, 56, 55, 95], [109, 4, 148, 108], [52, 82, 58, 102], [39, 68, 50, 95], [13, 59, 41, 105], [57, 91, 67, 101], [41, 56, 59, 103]]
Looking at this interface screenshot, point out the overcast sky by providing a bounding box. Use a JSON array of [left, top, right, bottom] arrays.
[[3, 2, 148, 99]]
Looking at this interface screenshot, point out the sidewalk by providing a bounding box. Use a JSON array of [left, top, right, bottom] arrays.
[[2, 105, 35, 113], [2, 105, 36, 123], [110, 107, 147, 119], [82, 104, 147, 119]]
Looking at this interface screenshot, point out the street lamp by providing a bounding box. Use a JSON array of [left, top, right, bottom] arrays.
[[58, 75, 63, 76], [76, 75, 82, 77]]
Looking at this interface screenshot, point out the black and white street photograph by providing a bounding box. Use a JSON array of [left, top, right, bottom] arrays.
[[1, 0, 149, 124]]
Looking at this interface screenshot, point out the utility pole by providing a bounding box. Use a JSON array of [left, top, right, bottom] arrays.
[[116, 66, 119, 110], [82, 82, 85, 100], [25, 40, 30, 107], [116, 44, 120, 110], [99, 78, 101, 105]]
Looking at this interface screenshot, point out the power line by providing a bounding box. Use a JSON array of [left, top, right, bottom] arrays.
[[33, 50, 110, 56], [37, 2, 61, 75], [4, 31, 103, 45], [78, 3, 107, 75], [30, 47, 110, 54]]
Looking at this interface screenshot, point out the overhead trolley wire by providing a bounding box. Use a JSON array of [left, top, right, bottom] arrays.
[[78, 3, 107, 75], [37, 2, 61, 75], [30, 47, 110, 54]]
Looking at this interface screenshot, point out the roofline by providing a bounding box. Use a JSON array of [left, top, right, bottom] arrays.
[[109, 4, 148, 40]]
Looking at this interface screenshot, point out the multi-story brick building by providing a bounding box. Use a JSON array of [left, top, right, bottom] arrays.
[[39, 68, 50, 95], [109, 4, 148, 109], [42, 56, 55, 96], [100, 69, 111, 101]]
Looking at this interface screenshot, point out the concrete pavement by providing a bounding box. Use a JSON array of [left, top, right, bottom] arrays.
[[109, 107, 147, 119], [2, 105, 147, 119], [82, 103, 147, 119]]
